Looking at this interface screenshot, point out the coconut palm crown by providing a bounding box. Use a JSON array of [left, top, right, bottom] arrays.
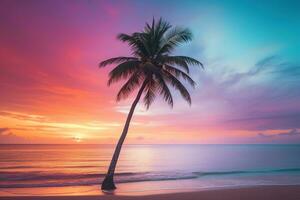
[[99, 18, 203, 191]]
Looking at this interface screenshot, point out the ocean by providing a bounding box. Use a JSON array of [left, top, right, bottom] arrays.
[[1, 144, 300, 195]]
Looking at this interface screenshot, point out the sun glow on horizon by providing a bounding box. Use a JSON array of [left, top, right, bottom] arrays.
[[73, 135, 83, 143]]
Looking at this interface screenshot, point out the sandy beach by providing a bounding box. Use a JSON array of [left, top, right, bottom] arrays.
[[1, 185, 300, 200]]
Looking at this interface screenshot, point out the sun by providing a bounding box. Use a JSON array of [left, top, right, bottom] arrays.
[[73, 135, 82, 143]]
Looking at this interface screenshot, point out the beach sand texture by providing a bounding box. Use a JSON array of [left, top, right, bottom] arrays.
[[1, 185, 300, 200]]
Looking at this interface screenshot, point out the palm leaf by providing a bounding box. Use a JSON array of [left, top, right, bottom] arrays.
[[143, 78, 157, 109], [163, 65, 196, 87], [116, 71, 143, 101], [168, 56, 204, 69], [142, 63, 174, 107], [100, 18, 203, 109], [99, 57, 138, 67], [108, 61, 141, 85], [154, 18, 172, 40], [163, 70, 192, 105], [117, 33, 149, 57], [159, 56, 189, 73], [155, 75, 174, 107], [157, 27, 192, 55]]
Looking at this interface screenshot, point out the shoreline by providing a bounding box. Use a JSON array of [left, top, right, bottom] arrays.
[[2, 181, 300, 196], [1, 185, 300, 200], [3, 172, 300, 197]]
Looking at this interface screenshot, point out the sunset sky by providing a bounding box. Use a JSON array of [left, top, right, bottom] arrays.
[[0, 0, 299, 144]]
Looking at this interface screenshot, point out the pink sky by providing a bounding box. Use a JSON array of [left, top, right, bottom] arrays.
[[1, 0, 299, 144]]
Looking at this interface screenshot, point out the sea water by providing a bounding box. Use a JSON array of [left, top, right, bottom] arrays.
[[1, 144, 300, 195]]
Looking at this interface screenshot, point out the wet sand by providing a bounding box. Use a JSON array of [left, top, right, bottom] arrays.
[[1, 185, 300, 200]]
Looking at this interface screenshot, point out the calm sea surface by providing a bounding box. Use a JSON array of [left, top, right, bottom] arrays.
[[1, 144, 300, 194]]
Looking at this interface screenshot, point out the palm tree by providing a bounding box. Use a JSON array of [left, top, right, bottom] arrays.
[[99, 18, 203, 191]]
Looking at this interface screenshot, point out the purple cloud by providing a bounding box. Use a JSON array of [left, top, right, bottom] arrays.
[[258, 129, 300, 138]]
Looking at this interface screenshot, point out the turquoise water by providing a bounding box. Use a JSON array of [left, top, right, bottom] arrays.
[[1, 144, 300, 191]]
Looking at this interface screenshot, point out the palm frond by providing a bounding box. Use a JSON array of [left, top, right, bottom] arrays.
[[143, 78, 157, 109], [157, 27, 192, 55], [163, 65, 196, 87], [159, 56, 189, 73], [154, 18, 172, 39], [142, 63, 174, 107], [163, 70, 192, 105], [168, 56, 204, 69], [116, 71, 143, 101], [143, 18, 172, 58], [155, 75, 174, 107], [117, 33, 149, 57], [99, 18, 203, 109], [144, 18, 171, 37], [99, 57, 138, 67], [108, 61, 140, 85], [138, 33, 153, 58], [142, 62, 161, 76]]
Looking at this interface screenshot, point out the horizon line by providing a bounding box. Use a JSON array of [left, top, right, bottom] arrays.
[[1, 143, 300, 145]]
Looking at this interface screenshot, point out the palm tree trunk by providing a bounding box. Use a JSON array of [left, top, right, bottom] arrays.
[[101, 81, 147, 191]]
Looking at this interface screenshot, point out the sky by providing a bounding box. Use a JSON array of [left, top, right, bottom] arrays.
[[0, 0, 299, 144]]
